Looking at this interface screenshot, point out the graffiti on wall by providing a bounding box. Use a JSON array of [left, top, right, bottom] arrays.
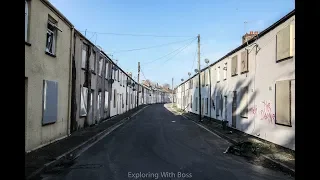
[[260, 101, 275, 124], [249, 105, 257, 116], [249, 101, 275, 124]]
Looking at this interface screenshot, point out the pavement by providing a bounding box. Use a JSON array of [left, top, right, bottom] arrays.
[[36, 104, 293, 180], [170, 104, 295, 176], [25, 104, 148, 180]]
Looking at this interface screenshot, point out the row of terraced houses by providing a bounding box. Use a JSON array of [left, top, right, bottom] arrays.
[[25, 0, 171, 152], [174, 10, 295, 150]]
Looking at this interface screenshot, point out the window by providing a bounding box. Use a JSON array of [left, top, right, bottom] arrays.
[[240, 86, 248, 118], [105, 62, 109, 79], [131, 94, 133, 104], [190, 95, 192, 108], [216, 95, 220, 116], [190, 79, 193, 89], [120, 72, 122, 85], [80, 86, 88, 117], [91, 51, 96, 73], [276, 24, 294, 62], [241, 50, 248, 73], [201, 72, 205, 86], [104, 91, 108, 111], [117, 69, 120, 82], [217, 67, 220, 82], [25, 0, 29, 42], [42, 80, 58, 125], [81, 43, 88, 69], [195, 97, 198, 111], [275, 80, 292, 126], [113, 89, 117, 108], [46, 17, 58, 55], [122, 93, 124, 107], [113, 66, 116, 80], [98, 58, 103, 76], [206, 70, 210, 85], [231, 55, 238, 76], [223, 63, 227, 80]]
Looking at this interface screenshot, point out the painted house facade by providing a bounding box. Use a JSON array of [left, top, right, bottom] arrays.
[[25, 0, 74, 152], [175, 10, 295, 150]]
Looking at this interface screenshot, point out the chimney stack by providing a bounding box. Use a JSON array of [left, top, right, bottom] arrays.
[[242, 30, 259, 44]]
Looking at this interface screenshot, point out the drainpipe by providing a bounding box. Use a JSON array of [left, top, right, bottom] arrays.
[[67, 26, 75, 136]]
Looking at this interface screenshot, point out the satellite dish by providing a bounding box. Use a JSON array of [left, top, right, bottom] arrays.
[[181, 79, 184, 82], [188, 72, 191, 76], [194, 69, 199, 73], [205, 58, 210, 64]]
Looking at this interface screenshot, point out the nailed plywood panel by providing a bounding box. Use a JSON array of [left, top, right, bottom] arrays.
[[231, 55, 238, 76], [241, 50, 248, 73], [104, 91, 108, 111], [80, 86, 88, 117], [275, 80, 291, 126], [42, 80, 58, 125], [277, 24, 293, 61]]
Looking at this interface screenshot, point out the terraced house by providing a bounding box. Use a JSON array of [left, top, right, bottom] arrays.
[[25, 0, 172, 153], [175, 10, 295, 150], [25, 0, 74, 152]]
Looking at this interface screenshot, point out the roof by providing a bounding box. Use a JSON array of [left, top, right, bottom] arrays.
[[41, 0, 73, 27], [176, 9, 295, 88]]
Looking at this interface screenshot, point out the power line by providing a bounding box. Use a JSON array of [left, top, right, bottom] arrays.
[[79, 30, 194, 38], [109, 37, 196, 54], [143, 37, 197, 65], [160, 38, 197, 65]]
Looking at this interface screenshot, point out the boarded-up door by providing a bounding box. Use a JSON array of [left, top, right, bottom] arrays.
[[232, 91, 237, 128]]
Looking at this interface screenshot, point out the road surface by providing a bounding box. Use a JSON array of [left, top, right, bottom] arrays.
[[41, 104, 293, 180]]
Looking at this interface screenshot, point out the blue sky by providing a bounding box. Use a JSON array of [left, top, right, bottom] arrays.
[[50, 0, 294, 88]]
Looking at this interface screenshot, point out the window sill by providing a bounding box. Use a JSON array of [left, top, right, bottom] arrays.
[[45, 51, 56, 58], [42, 121, 56, 126], [241, 71, 248, 74], [275, 122, 292, 127], [276, 56, 293, 63], [25, 41, 31, 46], [231, 74, 238, 77], [91, 70, 96, 75]]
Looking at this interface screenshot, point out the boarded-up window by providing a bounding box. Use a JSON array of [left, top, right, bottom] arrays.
[[91, 51, 96, 72], [104, 91, 108, 111], [275, 80, 291, 126], [117, 70, 120, 82], [223, 63, 227, 80], [98, 58, 103, 76], [42, 80, 58, 125], [241, 50, 248, 73], [97, 92, 101, 120], [217, 67, 220, 82], [207, 70, 210, 85], [190, 95, 193, 108], [231, 55, 238, 76], [90, 90, 94, 113], [114, 89, 117, 108], [105, 62, 108, 79], [81, 44, 88, 69], [80, 86, 88, 117], [240, 86, 248, 118], [120, 72, 122, 85], [277, 24, 294, 62], [126, 92, 128, 105]]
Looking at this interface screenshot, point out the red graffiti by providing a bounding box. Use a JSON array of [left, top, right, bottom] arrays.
[[249, 105, 257, 116], [260, 101, 275, 124]]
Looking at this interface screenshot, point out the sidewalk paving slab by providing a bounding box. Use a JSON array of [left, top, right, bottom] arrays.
[[25, 105, 147, 179], [170, 106, 295, 177]]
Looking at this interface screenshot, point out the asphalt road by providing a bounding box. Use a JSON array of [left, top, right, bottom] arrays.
[[41, 104, 293, 180]]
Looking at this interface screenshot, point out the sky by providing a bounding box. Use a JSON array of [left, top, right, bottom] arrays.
[[49, 0, 294, 88]]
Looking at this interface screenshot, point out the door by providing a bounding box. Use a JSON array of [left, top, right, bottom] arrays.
[[120, 94, 122, 114], [224, 96, 227, 121], [117, 93, 120, 114], [232, 91, 237, 128]]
